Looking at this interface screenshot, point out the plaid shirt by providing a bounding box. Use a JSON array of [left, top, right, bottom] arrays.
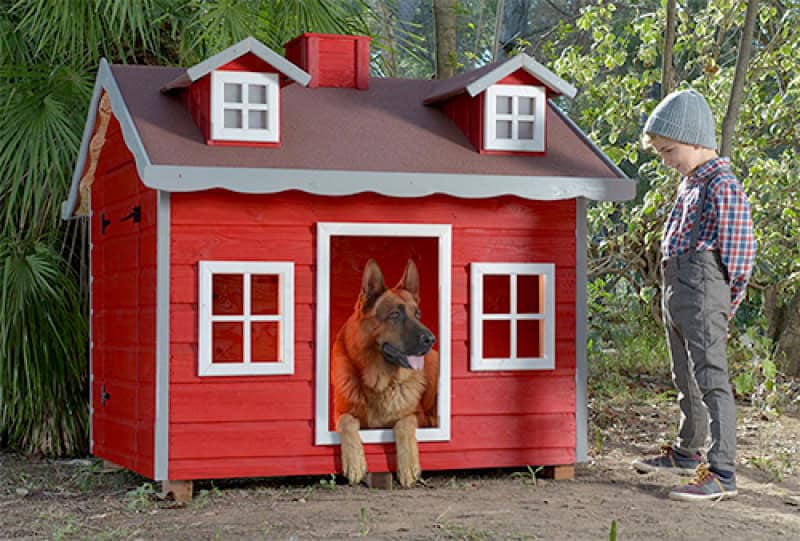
[[662, 157, 756, 316]]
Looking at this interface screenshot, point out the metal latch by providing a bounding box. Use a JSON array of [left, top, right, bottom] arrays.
[[101, 384, 110, 406], [121, 206, 141, 223]]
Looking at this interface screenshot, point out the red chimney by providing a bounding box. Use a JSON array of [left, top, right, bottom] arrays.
[[284, 33, 370, 90]]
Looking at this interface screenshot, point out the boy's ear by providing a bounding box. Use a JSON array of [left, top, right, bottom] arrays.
[[358, 259, 385, 312], [396, 259, 420, 302]]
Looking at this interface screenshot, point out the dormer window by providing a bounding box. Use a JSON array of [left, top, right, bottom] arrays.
[[484, 85, 546, 152], [211, 71, 279, 143]]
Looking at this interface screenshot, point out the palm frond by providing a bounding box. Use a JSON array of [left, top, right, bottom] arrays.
[[0, 235, 88, 456]]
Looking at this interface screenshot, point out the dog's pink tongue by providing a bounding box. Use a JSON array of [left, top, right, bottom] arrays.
[[407, 356, 425, 371]]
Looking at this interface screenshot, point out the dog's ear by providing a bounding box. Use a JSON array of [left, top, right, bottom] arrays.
[[397, 259, 420, 301], [359, 259, 386, 312]]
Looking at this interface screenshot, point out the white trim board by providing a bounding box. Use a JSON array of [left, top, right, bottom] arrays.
[[154, 191, 170, 480], [315, 222, 452, 445]]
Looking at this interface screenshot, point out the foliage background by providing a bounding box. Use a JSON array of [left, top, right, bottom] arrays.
[[1, 0, 797, 455]]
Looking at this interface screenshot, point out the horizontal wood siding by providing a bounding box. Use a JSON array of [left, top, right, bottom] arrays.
[[169, 190, 577, 480], [91, 114, 157, 478]]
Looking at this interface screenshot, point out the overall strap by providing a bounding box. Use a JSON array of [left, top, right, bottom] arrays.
[[688, 178, 711, 262]]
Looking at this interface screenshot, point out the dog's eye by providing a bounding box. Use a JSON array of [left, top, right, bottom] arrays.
[[388, 311, 402, 320], [415, 309, 421, 319]]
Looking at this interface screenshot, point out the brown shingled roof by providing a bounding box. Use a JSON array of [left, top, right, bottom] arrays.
[[110, 64, 619, 179]]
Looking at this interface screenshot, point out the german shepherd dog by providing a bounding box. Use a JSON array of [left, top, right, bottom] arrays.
[[331, 259, 439, 487]]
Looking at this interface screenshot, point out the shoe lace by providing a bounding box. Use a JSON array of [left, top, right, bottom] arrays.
[[688, 464, 712, 486]]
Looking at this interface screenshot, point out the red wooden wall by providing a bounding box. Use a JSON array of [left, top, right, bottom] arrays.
[[168, 190, 576, 480], [90, 113, 157, 478]]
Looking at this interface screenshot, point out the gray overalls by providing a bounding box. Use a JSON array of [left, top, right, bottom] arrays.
[[661, 178, 736, 473]]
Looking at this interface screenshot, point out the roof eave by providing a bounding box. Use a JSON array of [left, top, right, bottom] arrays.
[[465, 54, 577, 99]]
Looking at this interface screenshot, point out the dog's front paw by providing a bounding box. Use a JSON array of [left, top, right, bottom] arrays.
[[341, 441, 368, 485], [396, 459, 420, 488]]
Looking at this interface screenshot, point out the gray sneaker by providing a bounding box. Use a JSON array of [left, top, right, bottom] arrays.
[[669, 465, 738, 501], [632, 445, 702, 475]]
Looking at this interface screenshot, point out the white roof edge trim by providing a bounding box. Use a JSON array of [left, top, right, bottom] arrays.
[[141, 165, 636, 202], [62, 59, 153, 220], [185, 36, 311, 87], [466, 53, 577, 99]]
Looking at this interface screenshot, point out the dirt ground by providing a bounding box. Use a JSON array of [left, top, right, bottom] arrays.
[[2, 401, 799, 540]]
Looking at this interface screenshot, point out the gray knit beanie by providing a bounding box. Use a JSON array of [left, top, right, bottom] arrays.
[[643, 89, 717, 150]]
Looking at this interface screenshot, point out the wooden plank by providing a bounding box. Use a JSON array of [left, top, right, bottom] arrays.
[[543, 464, 575, 480], [167, 447, 574, 481], [453, 230, 576, 266], [168, 413, 574, 461], [171, 191, 575, 231], [171, 224, 313, 265], [170, 381, 314, 423], [451, 376, 575, 415], [162, 480, 193, 502]]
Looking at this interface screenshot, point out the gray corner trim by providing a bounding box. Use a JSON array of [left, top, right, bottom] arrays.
[[551, 104, 628, 180], [466, 54, 577, 99], [62, 59, 153, 220], [141, 165, 636, 202], [154, 190, 171, 481], [163, 36, 311, 91], [575, 197, 588, 462]]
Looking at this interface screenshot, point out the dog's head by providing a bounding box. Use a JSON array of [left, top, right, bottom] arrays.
[[357, 259, 436, 371]]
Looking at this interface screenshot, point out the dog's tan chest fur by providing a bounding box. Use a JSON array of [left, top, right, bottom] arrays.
[[363, 371, 425, 428]]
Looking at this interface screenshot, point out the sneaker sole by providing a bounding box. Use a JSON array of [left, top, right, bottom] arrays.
[[668, 489, 738, 502], [632, 459, 697, 476]]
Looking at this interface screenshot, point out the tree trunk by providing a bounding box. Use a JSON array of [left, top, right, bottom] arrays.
[[661, 0, 677, 97], [433, 0, 458, 79], [492, 0, 505, 62], [720, 0, 760, 157], [775, 289, 800, 377]]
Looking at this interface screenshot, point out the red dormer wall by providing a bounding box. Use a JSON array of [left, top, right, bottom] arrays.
[[181, 53, 283, 147], [440, 68, 556, 155]]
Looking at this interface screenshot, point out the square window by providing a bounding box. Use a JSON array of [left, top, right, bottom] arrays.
[[212, 322, 243, 363], [248, 84, 268, 104], [248, 110, 268, 130], [496, 120, 512, 139], [496, 95, 512, 114], [517, 274, 543, 314], [517, 319, 542, 358], [213, 274, 243, 315], [518, 97, 534, 115], [251, 321, 280, 362], [485, 85, 547, 152], [224, 109, 242, 129], [199, 261, 294, 376], [212, 71, 279, 143], [483, 275, 510, 313], [470, 263, 555, 370], [518, 121, 534, 140], [483, 319, 511, 358], [252, 274, 279, 315], [224, 83, 242, 103]]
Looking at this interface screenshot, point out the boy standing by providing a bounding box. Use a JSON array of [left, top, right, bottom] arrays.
[[631, 89, 756, 501]]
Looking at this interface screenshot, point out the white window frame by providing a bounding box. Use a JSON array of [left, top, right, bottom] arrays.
[[198, 261, 294, 376], [484, 84, 547, 152], [315, 222, 452, 445], [470, 262, 555, 371], [211, 71, 279, 142]]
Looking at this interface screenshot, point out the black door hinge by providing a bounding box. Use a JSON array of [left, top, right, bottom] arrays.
[[121, 206, 141, 224], [101, 213, 111, 235], [100, 384, 110, 406]]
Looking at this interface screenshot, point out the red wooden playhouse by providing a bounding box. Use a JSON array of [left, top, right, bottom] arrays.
[[63, 34, 634, 494]]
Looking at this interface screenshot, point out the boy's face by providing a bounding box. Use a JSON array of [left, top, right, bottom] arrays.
[[650, 137, 710, 176]]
